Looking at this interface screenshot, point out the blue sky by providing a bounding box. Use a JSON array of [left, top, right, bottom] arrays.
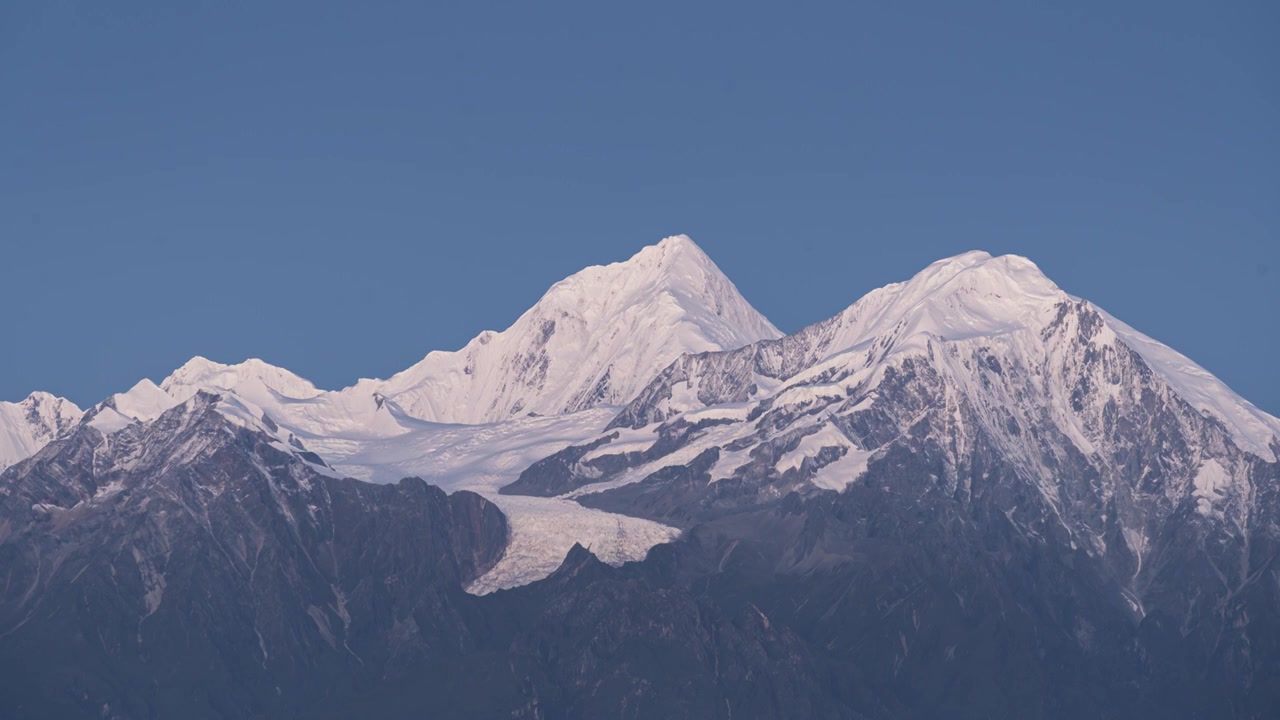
[[2, 1, 1277, 413]]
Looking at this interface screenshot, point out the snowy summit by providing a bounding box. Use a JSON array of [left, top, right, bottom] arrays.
[[371, 234, 782, 423]]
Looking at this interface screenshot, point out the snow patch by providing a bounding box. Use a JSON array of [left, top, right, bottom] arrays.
[[1192, 459, 1230, 517], [776, 424, 852, 473], [580, 426, 657, 463], [110, 379, 178, 422], [810, 447, 873, 491], [88, 408, 136, 434]]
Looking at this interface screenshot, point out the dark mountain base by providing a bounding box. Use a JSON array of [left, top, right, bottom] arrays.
[[8, 483, 1277, 719]]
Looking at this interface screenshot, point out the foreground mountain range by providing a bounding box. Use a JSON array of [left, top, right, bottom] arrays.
[[2, 236, 1277, 718]]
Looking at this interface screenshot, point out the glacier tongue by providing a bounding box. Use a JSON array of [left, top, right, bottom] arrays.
[[305, 407, 680, 594]]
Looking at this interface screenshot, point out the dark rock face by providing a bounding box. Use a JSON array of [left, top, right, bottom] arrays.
[[345, 545, 857, 720], [659, 489, 1153, 719], [489, 545, 853, 720], [0, 394, 509, 720]]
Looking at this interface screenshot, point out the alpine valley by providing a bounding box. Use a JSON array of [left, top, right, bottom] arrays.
[[2, 236, 1277, 719]]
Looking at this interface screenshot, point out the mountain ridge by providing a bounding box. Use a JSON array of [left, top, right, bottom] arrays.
[[605, 250, 1280, 461], [3, 241, 1276, 496]]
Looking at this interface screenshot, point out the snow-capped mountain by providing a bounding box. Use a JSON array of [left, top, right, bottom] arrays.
[[527, 250, 1278, 493], [0, 392, 82, 472], [4, 241, 1279, 719], [505, 249, 1279, 660], [0, 236, 776, 595], [493, 249, 1280, 715]]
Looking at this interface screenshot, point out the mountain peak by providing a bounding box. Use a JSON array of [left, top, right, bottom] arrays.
[[795, 250, 1067, 366], [19, 390, 64, 407], [542, 233, 723, 301], [614, 247, 1279, 464], [374, 235, 781, 424], [0, 392, 83, 472], [903, 251, 1059, 301], [656, 233, 698, 249], [637, 233, 708, 264], [161, 356, 321, 403], [900, 253, 1277, 458], [106, 378, 178, 423], [928, 248, 994, 267]]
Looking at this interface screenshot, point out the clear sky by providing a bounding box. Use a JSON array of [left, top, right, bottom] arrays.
[[3, 1, 1277, 413]]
